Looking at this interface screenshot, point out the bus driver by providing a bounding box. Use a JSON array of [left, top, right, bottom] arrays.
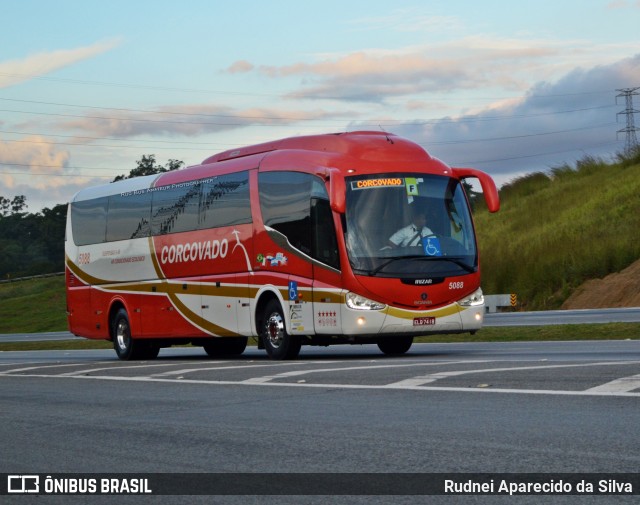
[[388, 208, 434, 248]]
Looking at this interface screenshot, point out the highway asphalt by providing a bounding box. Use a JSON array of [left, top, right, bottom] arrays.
[[2, 340, 639, 504]]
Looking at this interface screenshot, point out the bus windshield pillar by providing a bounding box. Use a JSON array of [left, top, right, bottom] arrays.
[[329, 170, 346, 214]]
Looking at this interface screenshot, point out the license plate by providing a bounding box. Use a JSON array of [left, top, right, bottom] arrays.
[[413, 317, 435, 326]]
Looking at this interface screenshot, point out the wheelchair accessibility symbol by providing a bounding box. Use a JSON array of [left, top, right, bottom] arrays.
[[422, 237, 442, 257], [288, 281, 298, 301]]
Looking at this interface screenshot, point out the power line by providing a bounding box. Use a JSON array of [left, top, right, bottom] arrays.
[[0, 88, 630, 180], [0, 97, 615, 128], [0, 129, 238, 147], [0, 71, 615, 101], [0, 72, 278, 98], [0, 137, 622, 179], [0, 97, 346, 123], [423, 122, 615, 145], [465, 140, 620, 165], [0, 170, 113, 179], [0, 122, 616, 158]]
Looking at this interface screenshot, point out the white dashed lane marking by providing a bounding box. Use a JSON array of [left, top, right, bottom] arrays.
[[586, 372, 640, 393], [385, 361, 640, 388], [1, 358, 639, 397]]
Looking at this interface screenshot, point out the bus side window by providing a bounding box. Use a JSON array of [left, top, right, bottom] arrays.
[[259, 172, 313, 255], [106, 192, 152, 242], [151, 183, 201, 235], [199, 172, 251, 229], [311, 197, 339, 270], [71, 197, 108, 246]]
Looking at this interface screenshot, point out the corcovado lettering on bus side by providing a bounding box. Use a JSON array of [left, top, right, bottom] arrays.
[[160, 239, 228, 264]]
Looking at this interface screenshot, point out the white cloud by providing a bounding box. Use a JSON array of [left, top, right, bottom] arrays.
[[0, 136, 72, 204], [0, 136, 69, 175], [386, 54, 640, 183], [229, 35, 638, 104], [607, 0, 640, 8], [0, 39, 122, 88], [56, 104, 361, 139], [0, 135, 112, 208], [224, 60, 254, 74]]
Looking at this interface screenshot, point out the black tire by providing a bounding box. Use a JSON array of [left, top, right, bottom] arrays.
[[203, 337, 248, 357], [377, 336, 413, 356], [112, 308, 158, 360], [261, 299, 301, 360], [144, 344, 160, 360]]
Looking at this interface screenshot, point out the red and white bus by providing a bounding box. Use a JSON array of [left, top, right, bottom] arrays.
[[65, 131, 499, 360]]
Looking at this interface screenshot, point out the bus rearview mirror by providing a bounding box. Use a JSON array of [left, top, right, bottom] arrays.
[[452, 167, 500, 213]]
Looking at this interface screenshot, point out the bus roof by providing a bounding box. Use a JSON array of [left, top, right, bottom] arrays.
[[70, 131, 451, 203], [201, 131, 432, 164], [69, 173, 161, 203]]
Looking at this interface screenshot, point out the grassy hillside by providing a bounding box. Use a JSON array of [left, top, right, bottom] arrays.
[[474, 153, 640, 310], [0, 275, 67, 333]]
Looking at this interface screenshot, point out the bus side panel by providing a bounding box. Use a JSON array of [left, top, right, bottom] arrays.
[[200, 273, 241, 337], [250, 270, 314, 336], [252, 226, 315, 335], [135, 282, 208, 338], [312, 268, 344, 335], [66, 280, 100, 338], [85, 289, 142, 340]]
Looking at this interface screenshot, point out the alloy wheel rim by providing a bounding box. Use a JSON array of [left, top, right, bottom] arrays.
[[266, 313, 284, 348]]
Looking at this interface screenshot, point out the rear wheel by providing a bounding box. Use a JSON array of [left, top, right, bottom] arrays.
[[261, 299, 301, 360], [203, 337, 248, 357], [112, 308, 159, 360], [377, 336, 413, 356]]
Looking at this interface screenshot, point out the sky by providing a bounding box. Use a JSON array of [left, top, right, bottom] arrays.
[[1, 0, 639, 212]]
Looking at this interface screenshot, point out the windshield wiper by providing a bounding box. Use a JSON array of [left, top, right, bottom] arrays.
[[368, 255, 425, 276], [367, 255, 475, 276], [418, 256, 476, 273]]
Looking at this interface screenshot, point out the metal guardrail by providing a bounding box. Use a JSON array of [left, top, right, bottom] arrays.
[[484, 307, 640, 326], [485, 294, 518, 313], [0, 272, 64, 284]]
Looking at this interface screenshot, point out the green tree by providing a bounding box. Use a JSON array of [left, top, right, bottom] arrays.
[[0, 198, 66, 278], [112, 155, 184, 182], [0, 195, 27, 216]]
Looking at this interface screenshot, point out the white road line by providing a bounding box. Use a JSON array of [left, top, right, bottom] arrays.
[[57, 361, 222, 376], [586, 373, 640, 393], [239, 360, 485, 384], [4, 372, 640, 397], [3, 358, 640, 398], [0, 361, 114, 374], [385, 361, 640, 388], [152, 361, 325, 378]]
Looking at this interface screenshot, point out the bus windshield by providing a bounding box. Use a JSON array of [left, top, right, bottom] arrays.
[[344, 174, 477, 277]]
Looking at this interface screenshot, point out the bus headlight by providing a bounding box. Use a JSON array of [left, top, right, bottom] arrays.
[[346, 292, 386, 311], [459, 288, 484, 307]]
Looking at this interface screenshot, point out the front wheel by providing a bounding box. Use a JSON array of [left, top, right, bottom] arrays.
[[112, 308, 159, 360], [261, 300, 301, 360], [377, 336, 413, 356]]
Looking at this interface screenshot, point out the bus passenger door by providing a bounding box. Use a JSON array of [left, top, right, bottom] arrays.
[[235, 272, 252, 336], [311, 197, 342, 334], [200, 275, 238, 337]]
